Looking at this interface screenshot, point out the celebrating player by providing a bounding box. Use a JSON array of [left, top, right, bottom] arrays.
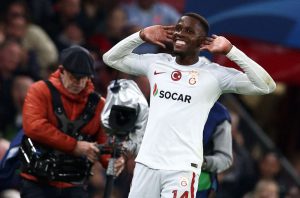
[[103, 12, 276, 198]]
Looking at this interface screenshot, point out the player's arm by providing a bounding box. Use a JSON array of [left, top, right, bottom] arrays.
[[201, 35, 276, 94], [103, 25, 173, 75], [225, 46, 276, 94], [202, 120, 233, 173]]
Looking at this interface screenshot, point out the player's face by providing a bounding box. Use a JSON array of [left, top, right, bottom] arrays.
[[173, 16, 206, 56]]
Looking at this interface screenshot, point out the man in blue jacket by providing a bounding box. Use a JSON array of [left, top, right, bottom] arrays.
[[197, 102, 233, 198]]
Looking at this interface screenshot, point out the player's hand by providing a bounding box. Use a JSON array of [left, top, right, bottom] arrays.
[[114, 156, 125, 177], [139, 25, 174, 48], [200, 34, 233, 55], [73, 141, 99, 163]]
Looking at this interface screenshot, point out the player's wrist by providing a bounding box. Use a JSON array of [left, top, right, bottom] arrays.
[[225, 45, 238, 58], [139, 29, 146, 41], [224, 44, 233, 55]]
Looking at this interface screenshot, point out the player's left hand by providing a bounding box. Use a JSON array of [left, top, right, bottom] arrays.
[[114, 156, 125, 177], [200, 34, 233, 55]]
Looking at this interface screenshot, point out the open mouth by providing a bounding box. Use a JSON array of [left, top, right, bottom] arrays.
[[174, 40, 187, 48]]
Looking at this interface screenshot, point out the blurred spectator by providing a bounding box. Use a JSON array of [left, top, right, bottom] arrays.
[[24, 0, 53, 26], [94, 63, 118, 97], [84, 45, 119, 97], [123, 0, 180, 28], [4, 17, 40, 79], [244, 179, 279, 198], [285, 186, 300, 198], [257, 152, 281, 180], [253, 152, 292, 196], [56, 21, 85, 51], [87, 6, 130, 97], [88, 6, 128, 55], [0, 40, 23, 78], [0, 40, 24, 135], [217, 112, 255, 198], [122, 0, 180, 53], [79, 0, 123, 36], [77, 0, 108, 37], [4, 0, 58, 78], [45, 0, 82, 42], [0, 38, 35, 137], [0, 73, 34, 141], [159, 0, 185, 13], [9, 75, 34, 138]]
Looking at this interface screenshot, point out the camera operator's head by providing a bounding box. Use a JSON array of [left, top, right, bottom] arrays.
[[59, 45, 95, 94]]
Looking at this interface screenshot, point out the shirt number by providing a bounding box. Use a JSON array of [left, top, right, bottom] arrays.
[[172, 190, 189, 198]]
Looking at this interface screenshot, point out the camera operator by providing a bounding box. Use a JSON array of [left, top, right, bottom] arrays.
[[20, 46, 125, 198]]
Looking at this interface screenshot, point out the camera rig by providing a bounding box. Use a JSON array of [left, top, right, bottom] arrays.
[[100, 79, 149, 198]]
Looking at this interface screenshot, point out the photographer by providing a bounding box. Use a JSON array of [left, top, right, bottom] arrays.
[[20, 46, 124, 198]]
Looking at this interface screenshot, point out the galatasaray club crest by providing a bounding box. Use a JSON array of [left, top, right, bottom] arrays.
[[171, 70, 182, 81], [179, 177, 189, 187], [188, 70, 198, 85]]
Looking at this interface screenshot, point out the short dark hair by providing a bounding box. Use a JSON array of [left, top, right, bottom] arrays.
[[183, 12, 209, 35]]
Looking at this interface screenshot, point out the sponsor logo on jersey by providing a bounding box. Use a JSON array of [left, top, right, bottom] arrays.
[[154, 70, 166, 75], [153, 83, 158, 96], [153, 83, 191, 103]]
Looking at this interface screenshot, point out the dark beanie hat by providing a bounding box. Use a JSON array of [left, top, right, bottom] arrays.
[[60, 45, 95, 78]]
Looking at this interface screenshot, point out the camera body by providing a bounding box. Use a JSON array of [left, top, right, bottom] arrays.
[[101, 79, 149, 155], [108, 105, 138, 137]]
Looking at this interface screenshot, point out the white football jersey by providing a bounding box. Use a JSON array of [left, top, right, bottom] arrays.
[[103, 32, 276, 174]]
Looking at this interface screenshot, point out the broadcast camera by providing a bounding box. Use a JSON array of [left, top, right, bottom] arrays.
[[98, 79, 149, 198], [97, 104, 139, 157]]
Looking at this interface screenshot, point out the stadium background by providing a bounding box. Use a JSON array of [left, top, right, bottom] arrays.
[[0, 0, 299, 197]]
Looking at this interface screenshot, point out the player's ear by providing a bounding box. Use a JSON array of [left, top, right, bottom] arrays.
[[198, 37, 204, 48]]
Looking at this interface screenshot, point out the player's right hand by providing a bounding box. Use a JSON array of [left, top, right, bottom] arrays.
[[139, 25, 174, 48]]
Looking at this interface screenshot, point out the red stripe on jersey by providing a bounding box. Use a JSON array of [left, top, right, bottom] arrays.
[[191, 172, 196, 198]]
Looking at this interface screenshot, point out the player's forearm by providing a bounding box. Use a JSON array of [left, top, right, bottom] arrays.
[[226, 46, 276, 94], [103, 32, 144, 70]]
